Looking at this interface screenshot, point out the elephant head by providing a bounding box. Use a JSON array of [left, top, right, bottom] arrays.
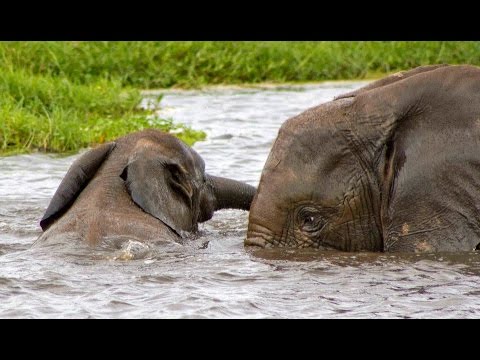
[[246, 64, 480, 252], [116, 132, 255, 235], [40, 129, 256, 241]]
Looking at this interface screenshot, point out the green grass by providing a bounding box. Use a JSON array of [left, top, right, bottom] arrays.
[[1, 41, 479, 88], [0, 68, 205, 156], [2, 41, 479, 155]]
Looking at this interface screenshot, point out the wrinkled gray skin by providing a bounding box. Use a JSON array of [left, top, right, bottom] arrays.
[[247, 64, 480, 252], [36, 129, 256, 246]]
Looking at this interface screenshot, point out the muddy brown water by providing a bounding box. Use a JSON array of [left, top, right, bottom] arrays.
[[1, 82, 480, 318]]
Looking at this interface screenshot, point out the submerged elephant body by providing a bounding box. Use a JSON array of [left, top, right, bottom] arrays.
[[247, 64, 480, 252], [37, 129, 255, 246]]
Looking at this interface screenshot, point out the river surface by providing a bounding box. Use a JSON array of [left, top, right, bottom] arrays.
[[1, 81, 480, 318]]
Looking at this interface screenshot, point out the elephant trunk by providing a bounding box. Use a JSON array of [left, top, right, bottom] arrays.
[[206, 175, 256, 211]]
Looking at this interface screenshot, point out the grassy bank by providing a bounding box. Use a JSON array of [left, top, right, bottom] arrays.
[[0, 68, 205, 156], [1, 41, 479, 156], [1, 42, 479, 88]]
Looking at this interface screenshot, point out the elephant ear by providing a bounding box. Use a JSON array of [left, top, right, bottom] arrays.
[[349, 65, 460, 150], [351, 65, 480, 251], [40, 142, 116, 231], [120, 155, 195, 235]]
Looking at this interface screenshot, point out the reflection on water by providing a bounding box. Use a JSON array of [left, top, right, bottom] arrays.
[[1, 81, 480, 318]]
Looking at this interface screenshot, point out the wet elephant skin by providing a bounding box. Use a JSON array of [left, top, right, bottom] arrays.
[[247, 65, 480, 252]]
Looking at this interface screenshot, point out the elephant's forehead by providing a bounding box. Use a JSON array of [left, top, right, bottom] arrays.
[[266, 123, 343, 173], [261, 101, 357, 200], [135, 137, 184, 153], [134, 138, 196, 168], [271, 99, 352, 158]]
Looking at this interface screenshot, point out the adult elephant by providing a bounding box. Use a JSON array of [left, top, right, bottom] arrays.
[[246, 64, 480, 252], [36, 129, 256, 246]]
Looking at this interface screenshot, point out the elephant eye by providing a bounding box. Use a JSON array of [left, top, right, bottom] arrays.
[[302, 216, 319, 229], [297, 208, 325, 234]]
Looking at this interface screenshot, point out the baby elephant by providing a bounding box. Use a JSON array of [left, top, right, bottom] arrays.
[[37, 129, 256, 246]]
